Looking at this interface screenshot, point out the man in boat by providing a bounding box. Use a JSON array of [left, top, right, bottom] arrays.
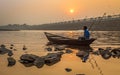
[[83, 26, 90, 39], [78, 26, 90, 40]]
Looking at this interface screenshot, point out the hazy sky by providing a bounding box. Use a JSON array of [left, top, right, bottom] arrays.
[[0, 0, 120, 25]]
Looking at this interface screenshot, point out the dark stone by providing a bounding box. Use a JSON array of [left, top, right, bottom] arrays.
[[54, 46, 65, 51], [19, 54, 40, 67], [65, 68, 72, 72], [10, 44, 14, 46], [76, 51, 86, 57], [98, 48, 112, 59], [92, 51, 100, 55], [34, 57, 45, 68], [65, 49, 73, 54], [23, 45, 27, 50], [8, 51, 13, 56], [7, 57, 16, 66], [45, 53, 62, 66], [0, 44, 6, 48], [20, 54, 39, 63], [46, 47, 52, 51], [76, 51, 89, 62], [0, 45, 11, 55], [10, 47, 13, 49], [111, 49, 120, 58]]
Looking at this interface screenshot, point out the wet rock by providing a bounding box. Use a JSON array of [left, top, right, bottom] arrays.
[[65, 68, 72, 72], [92, 51, 100, 55], [65, 49, 73, 54], [19, 54, 40, 67], [54, 46, 65, 51], [98, 48, 111, 59], [10, 44, 14, 46], [8, 51, 13, 56], [19, 52, 63, 67], [34, 57, 45, 68], [19, 59, 34, 67], [111, 49, 120, 58], [20, 54, 39, 63], [57, 51, 64, 55], [7, 57, 16, 66], [76, 51, 89, 62], [10, 47, 13, 49], [0, 45, 11, 54], [45, 53, 62, 66], [0, 44, 6, 48], [23, 45, 27, 50], [106, 47, 112, 51], [76, 51, 87, 57], [45, 47, 52, 51]]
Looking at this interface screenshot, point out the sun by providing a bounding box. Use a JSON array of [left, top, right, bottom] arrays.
[[70, 9, 74, 14]]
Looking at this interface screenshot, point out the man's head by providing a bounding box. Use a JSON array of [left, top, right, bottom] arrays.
[[83, 26, 87, 30]]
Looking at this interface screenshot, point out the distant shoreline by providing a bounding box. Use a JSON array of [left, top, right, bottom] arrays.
[[0, 29, 20, 31], [0, 29, 120, 31]]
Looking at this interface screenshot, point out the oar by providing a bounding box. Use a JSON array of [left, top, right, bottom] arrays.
[[89, 13, 107, 31]]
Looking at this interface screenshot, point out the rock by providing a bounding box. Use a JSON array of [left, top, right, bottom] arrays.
[[76, 51, 89, 62], [10, 46, 13, 49], [23, 45, 27, 50], [57, 51, 64, 56], [45, 53, 62, 66], [10, 44, 14, 46], [76, 51, 86, 57], [19, 54, 40, 67], [8, 51, 13, 56], [7, 57, 16, 66], [92, 51, 100, 55], [106, 47, 112, 51], [98, 48, 111, 59], [19, 52, 63, 67], [34, 57, 45, 68], [0, 44, 6, 48], [45, 47, 52, 51], [0, 45, 11, 55], [20, 54, 39, 63], [65, 68, 72, 72], [65, 49, 73, 53], [54, 46, 65, 51], [111, 49, 120, 58]]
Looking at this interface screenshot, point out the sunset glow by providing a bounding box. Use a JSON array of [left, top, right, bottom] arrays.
[[70, 9, 74, 14], [0, 0, 120, 25]]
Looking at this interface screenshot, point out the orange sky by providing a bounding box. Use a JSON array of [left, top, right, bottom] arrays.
[[0, 0, 120, 25]]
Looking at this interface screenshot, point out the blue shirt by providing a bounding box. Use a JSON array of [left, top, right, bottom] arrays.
[[84, 29, 90, 39]]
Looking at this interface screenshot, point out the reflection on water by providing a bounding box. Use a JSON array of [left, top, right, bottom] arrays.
[[0, 30, 120, 75]]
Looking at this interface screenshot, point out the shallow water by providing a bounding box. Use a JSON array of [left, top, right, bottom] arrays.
[[0, 30, 120, 75]]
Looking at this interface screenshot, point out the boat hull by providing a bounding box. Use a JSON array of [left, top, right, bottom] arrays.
[[44, 32, 96, 46]]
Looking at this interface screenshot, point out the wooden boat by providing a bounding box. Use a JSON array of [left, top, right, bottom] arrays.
[[44, 32, 96, 46]]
